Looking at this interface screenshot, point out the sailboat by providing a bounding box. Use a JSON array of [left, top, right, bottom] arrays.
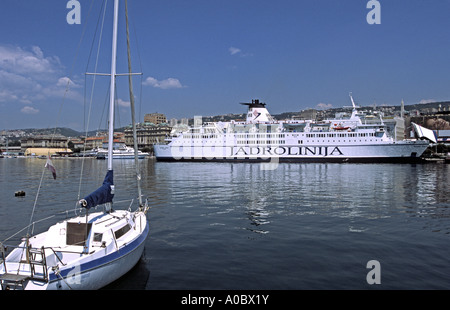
[[0, 0, 149, 290]]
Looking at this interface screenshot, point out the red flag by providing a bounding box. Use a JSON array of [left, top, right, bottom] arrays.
[[45, 158, 56, 179]]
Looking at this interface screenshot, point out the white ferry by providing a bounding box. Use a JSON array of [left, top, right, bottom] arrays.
[[154, 96, 435, 163]]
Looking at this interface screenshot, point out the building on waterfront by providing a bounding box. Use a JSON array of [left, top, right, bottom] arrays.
[[124, 122, 172, 151], [82, 133, 125, 150], [19, 135, 72, 156], [24, 148, 73, 157], [20, 135, 68, 153], [436, 130, 450, 145], [294, 108, 317, 120], [83, 136, 105, 150], [144, 113, 167, 125], [169, 118, 178, 126], [69, 138, 85, 150], [0, 146, 22, 156]]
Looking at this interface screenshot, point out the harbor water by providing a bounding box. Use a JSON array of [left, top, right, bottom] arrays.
[[1, 157, 449, 290]]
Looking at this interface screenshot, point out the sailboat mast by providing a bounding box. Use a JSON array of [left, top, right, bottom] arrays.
[[125, 0, 143, 206], [108, 0, 119, 171]]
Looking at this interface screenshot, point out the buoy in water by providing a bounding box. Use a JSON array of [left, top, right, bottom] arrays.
[[15, 191, 25, 197]]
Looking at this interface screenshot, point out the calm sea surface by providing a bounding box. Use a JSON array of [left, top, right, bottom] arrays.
[[1, 157, 449, 290]]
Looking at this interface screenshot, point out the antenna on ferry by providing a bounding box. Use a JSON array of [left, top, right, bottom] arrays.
[[349, 92, 357, 110]]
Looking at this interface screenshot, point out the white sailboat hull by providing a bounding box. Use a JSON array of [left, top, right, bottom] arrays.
[[48, 226, 147, 290], [51, 222, 147, 290], [24, 233, 147, 290], [1, 211, 149, 290]]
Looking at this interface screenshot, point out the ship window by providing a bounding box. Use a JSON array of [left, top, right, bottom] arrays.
[[93, 233, 103, 242], [114, 224, 131, 240], [66, 223, 92, 246]]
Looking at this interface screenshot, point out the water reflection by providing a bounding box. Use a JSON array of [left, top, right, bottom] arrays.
[[2, 159, 449, 240], [2, 158, 450, 290], [151, 162, 450, 235]]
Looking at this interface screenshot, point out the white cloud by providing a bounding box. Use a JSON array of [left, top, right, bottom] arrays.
[[143, 76, 185, 89], [0, 70, 42, 104], [229, 47, 241, 55], [419, 99, 436, 104], [117, 98, 130, 107], [229, 46, 253, 57], [21, 106, 39, 114], [31, 46, 44, 59], [0, 45, 60, 77], [0, 45, 82, 107], [316, 103, 333, 110], [56, 76, 80, 88], [0, 90, 18, 102]]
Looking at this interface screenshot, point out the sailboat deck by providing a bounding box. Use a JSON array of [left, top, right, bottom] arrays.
[[3, 210, 142, 273]]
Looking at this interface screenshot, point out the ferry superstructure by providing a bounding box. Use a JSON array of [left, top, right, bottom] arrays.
[[154, 96, 434, 163]]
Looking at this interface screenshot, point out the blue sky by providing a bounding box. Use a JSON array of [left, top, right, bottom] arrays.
[[1, 0, 450, 130]]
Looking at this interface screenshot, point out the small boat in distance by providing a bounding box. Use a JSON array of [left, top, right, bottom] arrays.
[[95, 143, 149, 160]]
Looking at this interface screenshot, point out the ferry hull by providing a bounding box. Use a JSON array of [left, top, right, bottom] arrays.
[[154, 142, 430, 164], [154, 156, 427, 164]]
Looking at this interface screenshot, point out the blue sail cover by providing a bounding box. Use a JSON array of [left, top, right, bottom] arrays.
[[83, 170, 114, 209]]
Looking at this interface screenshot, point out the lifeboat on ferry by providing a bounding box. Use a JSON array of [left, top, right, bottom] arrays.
[[333, 126, 350, 131]]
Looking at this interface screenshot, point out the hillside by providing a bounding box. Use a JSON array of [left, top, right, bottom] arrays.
[[19, 127, 82, 137], [4, 101, 449, 138]]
